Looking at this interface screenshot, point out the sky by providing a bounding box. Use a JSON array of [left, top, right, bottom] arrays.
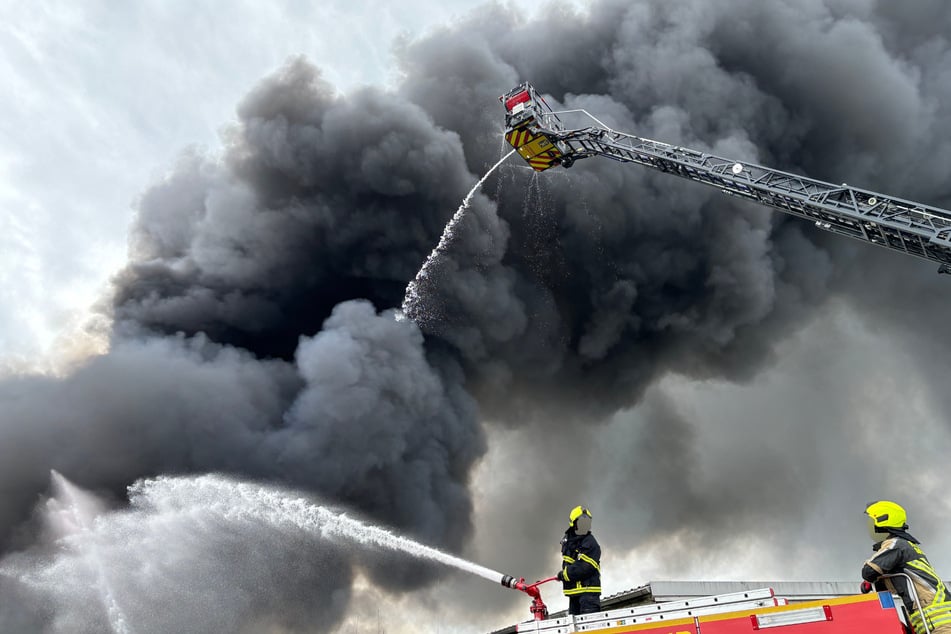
[[3, 1, 951, 633], [0, 0, 514, 372]]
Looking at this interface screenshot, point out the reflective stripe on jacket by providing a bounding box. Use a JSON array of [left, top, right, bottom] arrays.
[[561, 529, 601, 596], [910, 601, 951, 634], [863, 535, 951, 634]]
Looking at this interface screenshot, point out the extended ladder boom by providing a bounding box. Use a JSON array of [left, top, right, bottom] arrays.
[[501, 83, 951, 273]]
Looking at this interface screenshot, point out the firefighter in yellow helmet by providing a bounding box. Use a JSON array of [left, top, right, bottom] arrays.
[[556, 505, 601, 615], [861, 501, 951, 634]]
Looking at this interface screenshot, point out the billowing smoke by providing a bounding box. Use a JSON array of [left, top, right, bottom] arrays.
[[3, 0, 951, 631]]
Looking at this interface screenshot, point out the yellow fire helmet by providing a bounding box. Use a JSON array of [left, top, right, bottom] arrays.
[[569, 506, 593, 535], [865, 500, 908, 529]]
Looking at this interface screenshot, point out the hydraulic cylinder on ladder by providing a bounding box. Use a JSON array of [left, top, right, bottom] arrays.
[[501, 82, 951, 274]]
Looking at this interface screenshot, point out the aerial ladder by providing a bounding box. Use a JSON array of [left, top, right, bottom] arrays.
[[501, 83, 951, 274], [498, 83, 947, 632]]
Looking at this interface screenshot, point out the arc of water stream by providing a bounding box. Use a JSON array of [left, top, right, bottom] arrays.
[[131, 474, 509, 585], [400, 149, 516, 322]]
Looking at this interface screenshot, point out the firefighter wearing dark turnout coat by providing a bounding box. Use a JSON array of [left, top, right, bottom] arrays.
[[861, 500, 951, 634], [556, 505, 601, 615]]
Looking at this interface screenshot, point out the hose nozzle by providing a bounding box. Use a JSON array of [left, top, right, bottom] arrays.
[[501, 574, 558, 620]]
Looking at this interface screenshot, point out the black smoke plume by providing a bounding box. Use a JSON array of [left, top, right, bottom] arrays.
[[3, 0, 951, 630]]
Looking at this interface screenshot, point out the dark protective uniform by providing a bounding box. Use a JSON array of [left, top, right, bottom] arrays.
[[863, 530, 951, 634], [560, 528, 601, 615]]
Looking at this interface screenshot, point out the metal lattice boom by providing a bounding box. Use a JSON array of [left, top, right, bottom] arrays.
[[501, 83, 951, 273]]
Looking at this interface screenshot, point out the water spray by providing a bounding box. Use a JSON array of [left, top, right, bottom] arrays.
[[400, 148, 516, 323], [132, 474, 554, 620], [49, 471, 132, 634]]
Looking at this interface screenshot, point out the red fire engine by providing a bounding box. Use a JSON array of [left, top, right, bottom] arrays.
[[503, 582, 913, 633]]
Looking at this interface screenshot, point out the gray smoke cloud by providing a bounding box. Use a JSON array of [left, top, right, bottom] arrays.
[[3, 0, 951, 631]]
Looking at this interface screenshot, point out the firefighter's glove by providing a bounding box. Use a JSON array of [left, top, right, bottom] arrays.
[[556, 570, 565, 582], [860, 581, 873, 594]]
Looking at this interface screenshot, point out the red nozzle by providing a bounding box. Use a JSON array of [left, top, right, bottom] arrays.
[[501, 575, 558, 620]]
